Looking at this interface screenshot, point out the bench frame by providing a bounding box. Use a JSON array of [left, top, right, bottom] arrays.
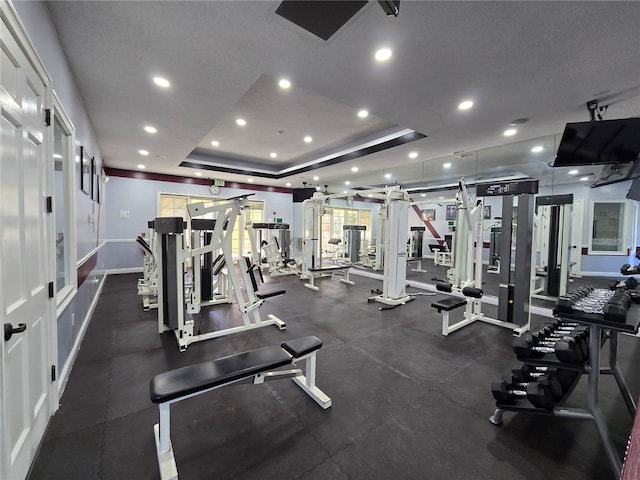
[[304, 264, 354, 291], [152, 347, 331, 480]]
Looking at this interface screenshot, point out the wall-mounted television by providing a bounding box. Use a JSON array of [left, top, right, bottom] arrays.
[[626, 177, 640, 200], [292, 188, 317, 203], [553, 118, 640, 167], [592, 160, 640, 188]]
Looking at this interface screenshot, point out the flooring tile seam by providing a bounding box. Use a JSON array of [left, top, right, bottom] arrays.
[[97, 358, 113, 479]]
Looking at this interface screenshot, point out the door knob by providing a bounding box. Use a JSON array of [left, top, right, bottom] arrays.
[[4, 323, 26, 342]]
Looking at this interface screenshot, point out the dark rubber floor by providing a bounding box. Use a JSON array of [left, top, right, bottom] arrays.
[[28, 270, 639, 479]]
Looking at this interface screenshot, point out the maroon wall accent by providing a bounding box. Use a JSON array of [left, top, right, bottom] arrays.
[[410, 204, 442, 240], [104, 167, 292, 194], [77, 252, 97, 288]]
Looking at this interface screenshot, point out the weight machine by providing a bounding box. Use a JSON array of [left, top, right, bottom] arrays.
[[532, 194, 573, 300], [155, 195, 285, 351], [367, 186, 413, 308], [301, 193, 354, 291], [137, 220, 159, 310], [436, 179, 535, 335]]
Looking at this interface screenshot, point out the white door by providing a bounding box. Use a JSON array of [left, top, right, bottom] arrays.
[[570, 200, 583, 277], [1, 6, 55, 479]]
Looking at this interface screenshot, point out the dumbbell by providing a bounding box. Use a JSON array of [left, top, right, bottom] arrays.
[[511, 364, 578, 392], [531, 330, 589, 359], [490, 378, 555, 409], [513, 334, 585, 363], [503, 373, 564, 400]]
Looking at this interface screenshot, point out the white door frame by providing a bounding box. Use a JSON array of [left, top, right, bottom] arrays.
[[0, 1, 58, 478]]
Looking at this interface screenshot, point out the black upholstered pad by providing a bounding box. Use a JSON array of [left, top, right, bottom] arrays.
[[308, 264, 350, 272], [281, 336, 322, 358], [431, 297, 467, 312], [150, 346, 292, 404], [136, 237, 153, 256]]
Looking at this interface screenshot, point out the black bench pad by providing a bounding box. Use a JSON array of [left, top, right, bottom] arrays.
[[282, 336, 322, 358], [150, 346, 291, 404], [150, 336, 323, 404], [431, 297, 467, 312], [308, 264, 350, 272]]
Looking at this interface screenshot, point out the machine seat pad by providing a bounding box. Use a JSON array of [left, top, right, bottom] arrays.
[[282, 336, 322, 358], [308, 264, 350, 272], [150, 345, 292, 404], [431, 297, 467, 312], [256, 290, 286, 300]]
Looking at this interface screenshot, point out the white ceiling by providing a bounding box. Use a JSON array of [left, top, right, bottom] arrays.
[[45, 1, 640, 193]]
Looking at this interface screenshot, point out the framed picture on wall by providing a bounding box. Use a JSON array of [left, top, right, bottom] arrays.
[[421, 208, 436, 221], [445, 204, 458, 221], [483, 205, 491, 220], [91, 157, 100, 202], [80, 146, 92, 195]]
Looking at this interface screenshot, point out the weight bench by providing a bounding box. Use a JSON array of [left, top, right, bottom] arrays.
[[432, 282, 483, 336], [305, 263, 354, 291], [150, 335, 331, 480]]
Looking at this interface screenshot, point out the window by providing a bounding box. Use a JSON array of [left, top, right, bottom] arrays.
[[320, 206, 373, 257], [588, 201, 634, 255], [52, 97, 76, 308], [159, 193, 264, 258]]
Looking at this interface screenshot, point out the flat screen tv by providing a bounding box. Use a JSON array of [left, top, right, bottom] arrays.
[[292, 188, 317, 203], [626, 177, 640, 200], [592, 160, 640, 188], [553, 118, 640, 167]]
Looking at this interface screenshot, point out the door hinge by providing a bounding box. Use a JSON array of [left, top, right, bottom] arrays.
[[46, 196, 53, 213], [44, 108, 51, 127], [48, 282, 54, 298], [51, 365, 56, 382]]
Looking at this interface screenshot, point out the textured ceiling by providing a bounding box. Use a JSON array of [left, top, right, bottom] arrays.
[[45, 1, 640, 193]]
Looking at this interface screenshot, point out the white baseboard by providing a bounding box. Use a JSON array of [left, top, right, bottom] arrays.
[[579, 271, 621, 278], [107, 267, 143, 275], [57, 273, 107, 397]]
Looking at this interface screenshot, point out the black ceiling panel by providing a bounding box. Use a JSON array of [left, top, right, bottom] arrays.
[[276, 1, 368, 41]]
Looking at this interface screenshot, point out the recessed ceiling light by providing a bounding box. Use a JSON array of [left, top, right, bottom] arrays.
[[278, 78, 291, 89], [304, 136, 312, 143], [408, 152, 418, 159], [420, 193, 426, 197], [144, 125, 157, 134], [236, 118, 247, 127], [195, 172, 202, 177], [139, 149, 149, 156], [351, 166, 359, 172], [343, 190, 348, 194], [247, 178, 253, 183], [315, 186, 321, 191], [374, 48, 392, 62], [285, 182, 291, 187], [384, 173, 392, 179], [580, 176, 589, 181], [345, 181, 351, 185], [443, 162, 452, 169], [568, 169, 579, 175], [137, 164, 145, 169], [509, 117, 529, 126], [503, 128, 517, 137], [211, 140, 220, 147], [368, 194, 372, 197], [53, 153, 63, 159], [531, 145, 544, 153], [357, 109, 369, 118], [270, 152, 278, 158], [458, 100, 473, 111], [153, 76, 170, 88], [313, 176, 319, 181]]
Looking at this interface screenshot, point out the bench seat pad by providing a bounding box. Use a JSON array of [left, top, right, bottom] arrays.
[[282, 336, 322, 358], [308, 264, 350, 272], [431, 297, 467, 312], [150, 346, 292, 404]]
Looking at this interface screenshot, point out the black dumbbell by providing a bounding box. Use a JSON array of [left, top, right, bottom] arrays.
[[532, 330, 589, 359], [490, 378, 554, 409], [513, 335, 585, 363], [511, 364, 578, 392], [503, 373, 564, 400]]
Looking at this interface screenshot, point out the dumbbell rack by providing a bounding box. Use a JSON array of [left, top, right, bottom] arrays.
[[490, 309, 638, 477]]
